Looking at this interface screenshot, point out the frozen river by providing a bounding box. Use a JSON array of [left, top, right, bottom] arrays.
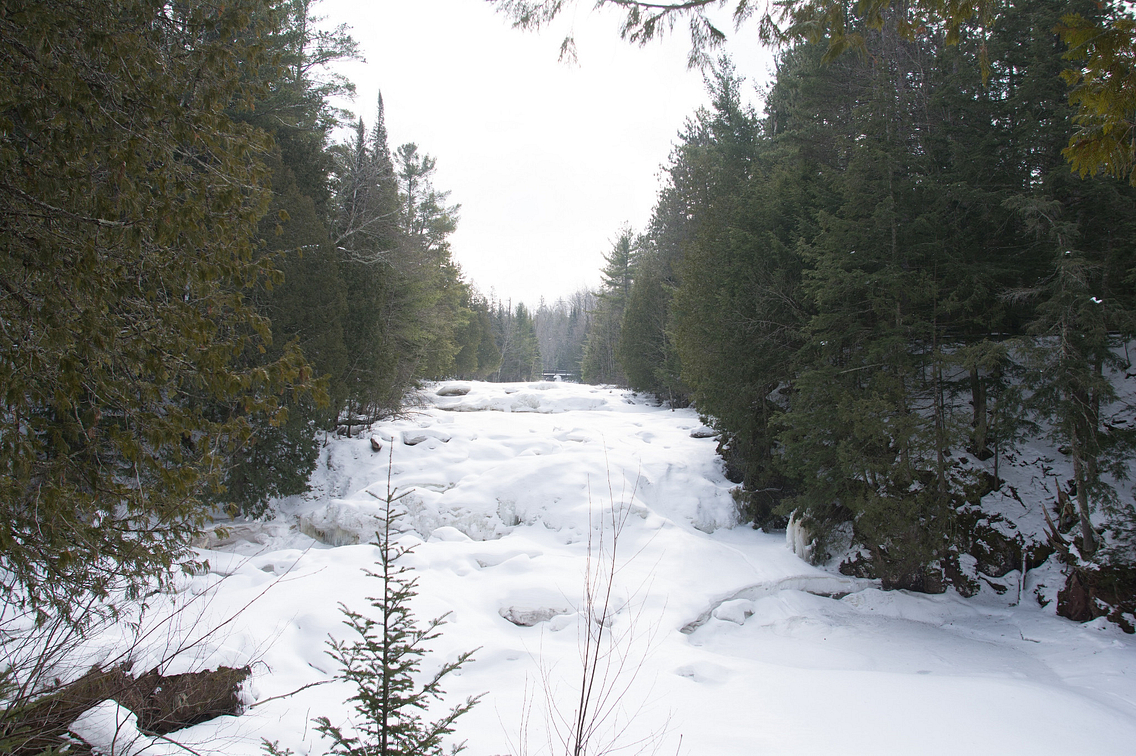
[[83, 380, 1136, 755]]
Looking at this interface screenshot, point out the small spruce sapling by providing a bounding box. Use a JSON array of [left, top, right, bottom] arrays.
[[314, 454, 482, 755]]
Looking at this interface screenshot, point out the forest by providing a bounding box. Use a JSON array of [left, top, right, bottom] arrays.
[[0, 0, 608, 636], [548, 0, 1136, 618], [1, 0, 506, 619], [3, 0, 1136, 749]]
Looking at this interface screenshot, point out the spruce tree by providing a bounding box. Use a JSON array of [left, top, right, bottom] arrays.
[[663, 60, 806, 522], [335, 94, 406, 421], [995, 0, 1136, 560], [581, 231, 635, 385], [393, 143, 465, 382], [618, 249, 687, 404], [315, 466, 481, 756], [452, 292, 500, 380]]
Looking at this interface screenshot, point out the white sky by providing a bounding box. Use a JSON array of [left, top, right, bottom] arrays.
[[318, 0, 775, 309]]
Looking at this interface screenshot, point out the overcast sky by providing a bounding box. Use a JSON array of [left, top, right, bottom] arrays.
[[319, 0, 775, 309]]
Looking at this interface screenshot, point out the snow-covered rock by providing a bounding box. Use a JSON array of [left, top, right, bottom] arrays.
[[401, 428, 452, 446]]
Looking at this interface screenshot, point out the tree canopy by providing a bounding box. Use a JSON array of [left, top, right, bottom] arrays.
[[491, 0, 1136, 183], [594, 0, 1136, 599], [0, 0, 318, 619], [0, 0, 489, 624]]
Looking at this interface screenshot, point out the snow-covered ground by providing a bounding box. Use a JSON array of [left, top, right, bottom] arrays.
[[78, 381, 1136, 755]]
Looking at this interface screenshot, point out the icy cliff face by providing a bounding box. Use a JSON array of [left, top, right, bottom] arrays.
[[786, 510, 813, 563]]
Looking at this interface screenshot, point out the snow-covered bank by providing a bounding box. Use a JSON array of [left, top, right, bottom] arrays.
[[77, 382, 1136, 754]]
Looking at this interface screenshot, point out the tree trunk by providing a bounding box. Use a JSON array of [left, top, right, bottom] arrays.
[[970, 366, 990, 459], [1071, 384, 1098, 558], [1072, 451, 1098, 558]]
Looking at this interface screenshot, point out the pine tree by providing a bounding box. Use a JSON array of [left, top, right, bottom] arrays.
[[334, 96, 408, 421]]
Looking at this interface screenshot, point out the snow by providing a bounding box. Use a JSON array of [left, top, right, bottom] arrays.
[[61, 381, 1136, 754], [70, 700, 152, 756]]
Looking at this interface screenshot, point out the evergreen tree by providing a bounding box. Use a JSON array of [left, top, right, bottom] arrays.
[[662, 60, 808, 521], [453, 293, 501, 380], [581, 231, 634, 385], [0, 0, 316, 618], [334, 98, 411, 421], [331, 116, 472, 417], [1009, 193, 1136, 559], [774, 24, 967, 584], [315, 467, 481, 755], [494, 303, 542, 382], [618, 248, 687, 404], [217, 0, 357, 516], [452, 292, 485, 380], [1057, 7, 1136, 184], [994, 0, 1136, 559], [474, 299, 505, 380], [390, 143, 465, 384]]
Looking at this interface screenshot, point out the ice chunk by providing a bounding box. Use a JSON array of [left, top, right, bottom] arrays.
[[299, 499, 387, 546], [712, 598, 755, 625]]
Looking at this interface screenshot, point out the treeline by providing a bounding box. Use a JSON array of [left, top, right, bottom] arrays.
[[0, 0, 506, 621], [582, 0, 1136, 593], [477, 291, 596, 383], [219, 3, 509, 517]]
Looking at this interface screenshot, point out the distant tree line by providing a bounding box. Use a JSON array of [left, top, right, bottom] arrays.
[[482, 290, 596, 383], [556, 0, 1136, 602], [535, 290, 595, 379]]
